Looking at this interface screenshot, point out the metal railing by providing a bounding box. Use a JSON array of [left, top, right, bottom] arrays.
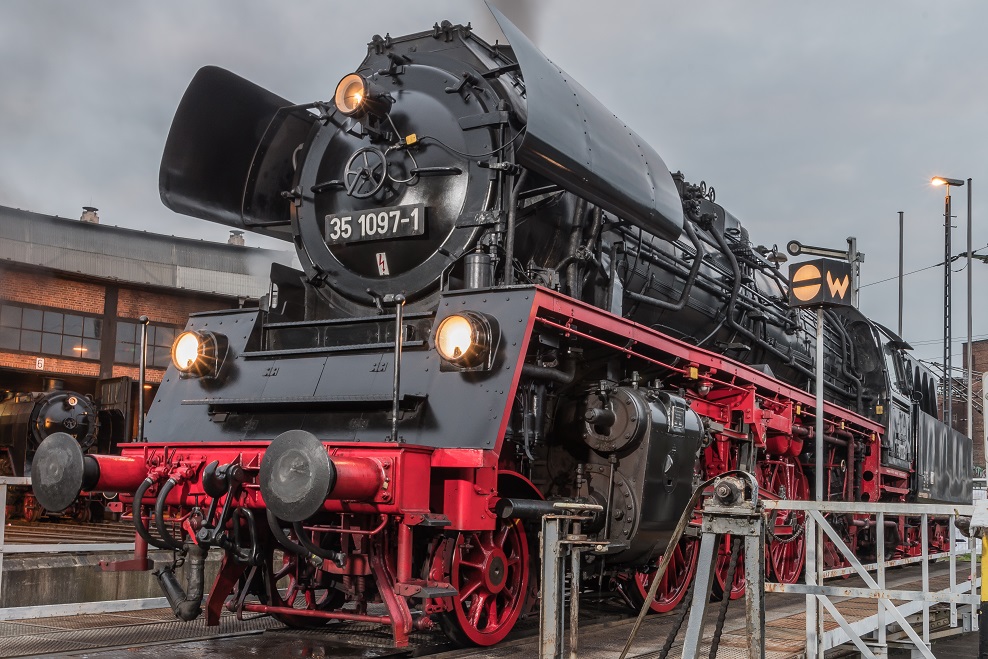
[[763, 500, 978, 659], [0, 476, 165, 620]]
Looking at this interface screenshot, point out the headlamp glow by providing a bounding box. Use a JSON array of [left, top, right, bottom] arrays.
[[334, 73, 392, 118], [435, 311, 498, 371], [172, 332, 201, 372], [335, 74, 367, 116], [170, 330, 226, 379]]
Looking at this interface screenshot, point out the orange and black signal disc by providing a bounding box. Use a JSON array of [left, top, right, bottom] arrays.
[[791, 264, 822, 302]]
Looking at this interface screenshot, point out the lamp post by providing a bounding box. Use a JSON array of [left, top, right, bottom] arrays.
[[931, 176, 965, 432], [898, 211, 904, 337], [966, 179, 973, 443]]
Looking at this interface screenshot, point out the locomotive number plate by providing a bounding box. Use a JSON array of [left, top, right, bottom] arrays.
[[324, 204, 426, 245]]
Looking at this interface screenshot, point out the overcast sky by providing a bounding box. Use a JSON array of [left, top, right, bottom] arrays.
[[1, 1, 985, 367]]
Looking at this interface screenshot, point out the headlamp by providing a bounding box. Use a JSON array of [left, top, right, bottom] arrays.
[[334, 73, 392, 118], [435, 311, 499, 371], [171, 330, 226, 379]]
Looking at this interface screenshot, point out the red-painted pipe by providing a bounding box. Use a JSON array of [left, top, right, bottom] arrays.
[[397, 522, 413, 584], [85, 454, 148, 493], [330, 456, 384, 501]]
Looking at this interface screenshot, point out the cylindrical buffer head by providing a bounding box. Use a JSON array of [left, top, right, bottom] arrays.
[[259, 430, 336, 522], [32, 432, 98, 512]]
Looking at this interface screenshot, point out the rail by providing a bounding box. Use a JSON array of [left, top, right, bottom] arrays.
[[762, 499, 979, 659], [0, 476, 165, 620]]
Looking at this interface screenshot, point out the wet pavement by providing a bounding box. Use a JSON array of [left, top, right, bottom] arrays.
[[3, 562, 979, 658]]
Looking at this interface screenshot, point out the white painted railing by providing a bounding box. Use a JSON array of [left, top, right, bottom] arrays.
[[762, 500, 978, 659]]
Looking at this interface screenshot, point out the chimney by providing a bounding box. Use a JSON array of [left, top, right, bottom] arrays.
[[80, 206, 99, 224], [228, 230, 245, 246]]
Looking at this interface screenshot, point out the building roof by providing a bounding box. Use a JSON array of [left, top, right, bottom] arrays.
[[0, 205, 295, 299]]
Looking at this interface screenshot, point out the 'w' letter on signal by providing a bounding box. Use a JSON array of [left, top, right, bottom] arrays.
[[826, 271, 850, 299]]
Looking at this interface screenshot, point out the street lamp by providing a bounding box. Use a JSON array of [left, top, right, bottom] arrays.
[[930, 176, 970, 435]]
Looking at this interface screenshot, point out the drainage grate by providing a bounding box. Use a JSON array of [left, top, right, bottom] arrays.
[[0, 622, 62, 638], [0, 610, 278, 658]]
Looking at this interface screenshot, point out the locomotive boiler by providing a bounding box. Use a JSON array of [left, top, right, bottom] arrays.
[[32, 4, 971, 647]]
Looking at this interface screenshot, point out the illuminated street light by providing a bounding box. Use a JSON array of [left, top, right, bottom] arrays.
[[930, 176, 971, 439]]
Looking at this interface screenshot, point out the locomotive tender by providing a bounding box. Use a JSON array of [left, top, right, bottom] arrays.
[[33, 5, 971, 646]]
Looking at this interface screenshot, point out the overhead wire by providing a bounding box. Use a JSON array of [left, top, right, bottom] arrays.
[[859, 244, 988, 289]]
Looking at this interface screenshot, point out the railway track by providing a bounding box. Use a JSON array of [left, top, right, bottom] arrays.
[[3, 520, 136, 546]]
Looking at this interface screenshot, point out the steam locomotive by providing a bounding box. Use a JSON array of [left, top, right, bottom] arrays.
[[32, 5, 971, 647], [0, 383, 105, 521]]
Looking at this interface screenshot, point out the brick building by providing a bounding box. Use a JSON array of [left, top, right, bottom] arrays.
[[959, 339, 988, 474], [0, 205, 294, 439]]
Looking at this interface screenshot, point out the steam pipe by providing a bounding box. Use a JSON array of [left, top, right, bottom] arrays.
[[154, 542, 207, 621], [155, 479, 185, 550], [266, 510, 307, 556], [616, 225, 799, 334], [133, 478, 169, 550], [824, 310, 864, 412], [584, 206, 604, 251], [565, 198, 588, 296], [707, 223, 850, 396], [265, 510, 322, 563], [292, 521, 346, 567], [521, 359, 576, 385], [623, 219, 705, 312], [503, 169, 529, 285]]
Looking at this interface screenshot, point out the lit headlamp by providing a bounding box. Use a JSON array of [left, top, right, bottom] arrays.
[[171, 330, 226, 379], [334, 73, 392, 119], [435, 311, 499, 372]]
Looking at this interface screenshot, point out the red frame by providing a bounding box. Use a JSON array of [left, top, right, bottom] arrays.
[[88, 286, 908, 645]]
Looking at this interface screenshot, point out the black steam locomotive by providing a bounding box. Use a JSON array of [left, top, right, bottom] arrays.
[[0, 383, 102, 521], [0, 386, 98, 477], [33, 4, 971, 647]]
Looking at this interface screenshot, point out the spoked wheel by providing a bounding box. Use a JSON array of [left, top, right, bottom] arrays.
[[73, 503, 92, 524], [761, 456, 808, 584], [625, 536, 699, 613], [437, 519, 530, 646], [261, 535, 345, 628], [712, 535, 745, 600], [22, 495, 43, 524]]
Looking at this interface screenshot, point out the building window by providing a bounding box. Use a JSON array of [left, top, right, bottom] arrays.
[[0, 302, 101, 360], [115, 321, 179, 368]]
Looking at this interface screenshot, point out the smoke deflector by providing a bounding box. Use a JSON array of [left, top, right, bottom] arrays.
[[487, 3, 684, 242]]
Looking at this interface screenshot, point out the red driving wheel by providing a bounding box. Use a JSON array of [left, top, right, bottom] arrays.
[[626, 535, 699, 613], [261, 532, 344, 628], [761, 456, 808, 584], [713, 535, 746, 600], [438, 519, 529, 646]]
